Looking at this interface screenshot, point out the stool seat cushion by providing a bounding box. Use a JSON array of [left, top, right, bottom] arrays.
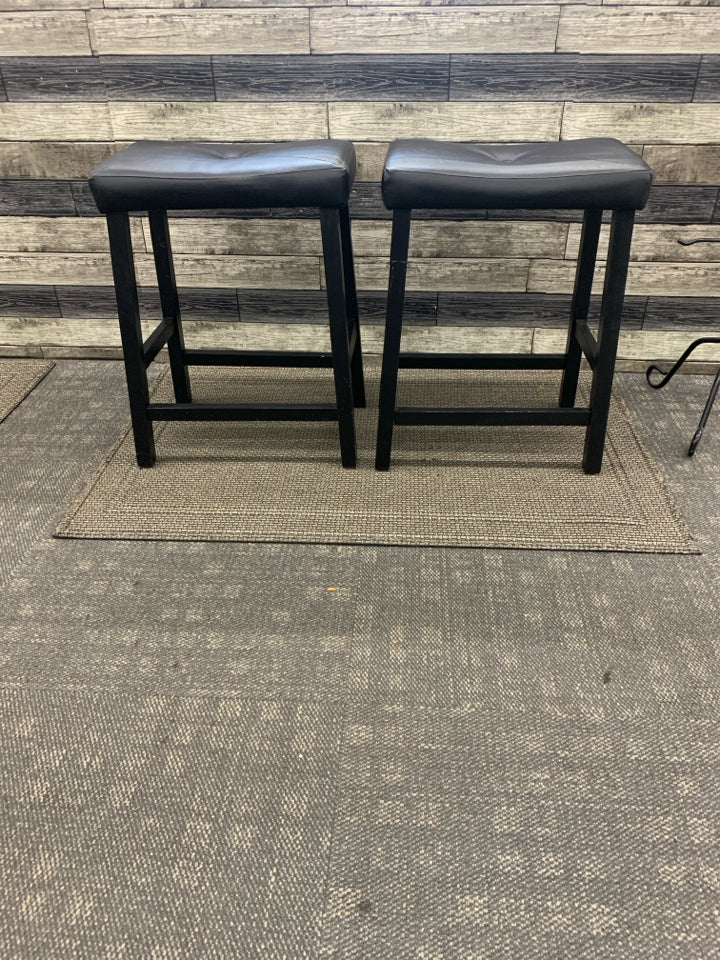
[[89, 140, 357, 213], [382, 137, 652, 211]]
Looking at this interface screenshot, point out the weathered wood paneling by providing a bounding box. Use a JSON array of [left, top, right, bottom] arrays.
[[529, 259, 720, 297], [310, 7, 561, 54], [329, 102, 562, 141], [101, 56, 215, 101], [356, 257, 530, 292], [0, 142, 117, 178], [562, 104, 720, 145], [0, 13, 92, 57], [0, 216, 141, 252], [89, 10, 310, 56], [643, 146, 720, 185], [567, 223, 720, 263], [557, 7, 720, 55], [0, 180, 77, 216], [451, 54, 699, 102], [0, 57, 105, 101], [0, 103, 112, 142], [109, 102, 328, 141]]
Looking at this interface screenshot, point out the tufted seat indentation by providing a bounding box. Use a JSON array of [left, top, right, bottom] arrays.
[[382, 137, 653, 211], [89, 139, 357, 213]]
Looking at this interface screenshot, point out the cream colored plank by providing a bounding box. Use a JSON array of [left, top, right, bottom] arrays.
[[310, 7, 560, 53], [110, 102, 327, 142], [557, 6, 720, 54], [642, 146, 720, 185], [154, 220, 324, 257], [529, 259, 720, 297], [330, 102, 561, 141], [0, 142, 123, 179], [0, 254, 113, 286], [534, 328, 720, 363], [137, 255, 322, 290], [566, 223, 720, 263], [89, 9, 309, 56], [0, 217, 144, 253], [0, 344, 46, 358], [355, 143, 390, 182], [356, 257, 529, 292], [0, 104, 112, 143], [0, 0, 100, 7], [0, 317, 121, 348], [562, 103, 720, 145], [0, 12, 92, 56], [104, 0, 340, 5]]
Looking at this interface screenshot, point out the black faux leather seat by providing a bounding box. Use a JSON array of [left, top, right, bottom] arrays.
[[89, 140, 357, 213], [382, 138, 651, 211], [375, 137, 653, 474], [89, 139, 364, 470]]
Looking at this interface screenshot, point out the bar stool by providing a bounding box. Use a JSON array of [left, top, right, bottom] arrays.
[[375, 138, 652, 473], [89, 140, 365, 469]]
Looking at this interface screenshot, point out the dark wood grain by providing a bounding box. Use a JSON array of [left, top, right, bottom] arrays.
[[451, 54, 699, 102], [0, 179, 76, 216], [643, 296, 720, 329], [142, 286, 240, 321], [438, 292, 646, 328], [55, 283, 116, 318], [100, 55, 214, 101], [0, 66, 7, 102], [238, 289, 437, 325], [0, 56, 104, 101], [0, 284, 60, 316], [695, 56, 720, 101], [214, 54, 449, 101]]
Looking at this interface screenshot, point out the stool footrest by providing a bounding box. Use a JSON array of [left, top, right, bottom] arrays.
[[148, 402, 338, 422], [394, 406, 591, 427], [398, 353, 566, 370], [183, 348, 335, 368], [143, 318, 174, 367]]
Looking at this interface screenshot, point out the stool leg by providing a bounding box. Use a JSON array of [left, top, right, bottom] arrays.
[[560, 208, 602, 408], [375, 209, 412, 471], [583, 209, 635, 474], [339, 203, 366, 408], [106, 212, 156, 467], [148, 209, 192, 403], [320, 208, 356, 468]]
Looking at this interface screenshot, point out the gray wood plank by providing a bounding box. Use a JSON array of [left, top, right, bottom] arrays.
[[0, 66, 6, 102], [0, 12, 92, 57], [558, 8, 720, 55], [0, 284, 60, 317], [451, 53, 698, 102], [437, 291, 646, 328], [0, 56, 105, 101], [101, 55, 214, 101], [0, 102, 112, 141], [0, 141, 117, 178], [562, 102, 720, 144], [0, 180, 77, 216], [643, 296, 720, 329], [214, 54, 449, 101], [695, 56, 720, 101], [642, 145, 720, 185]]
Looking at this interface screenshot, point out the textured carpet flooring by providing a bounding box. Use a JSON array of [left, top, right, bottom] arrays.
[[1, 360, 719, 959], [0, 359, 53, 422], [56, 364, 695, 553]]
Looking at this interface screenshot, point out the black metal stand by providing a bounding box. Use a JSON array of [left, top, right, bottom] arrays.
[[646, 337, 720, 456]]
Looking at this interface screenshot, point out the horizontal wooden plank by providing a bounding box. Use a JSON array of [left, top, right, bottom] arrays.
[[103, 0, 342, 6], [644, 296, 720, 329], [0, 56, 105, 102], [0, 0, 100, 8], [110, 102, 327, 141], [451, 53, 698, 102], [213, 53, 450, 102], [637, 185, 720, 224], [695, 56, 720, 101], [0, 217, 145, 253], [0, 12, 92, 57], [558, 7, 720, 55], [356, 257, 529, 292], [311, 7, 560, 54], [642, 146, 720, 185], [0, 180, 78, 216], [567, 223, 720, 263], [0, 103, 112, 142], [329, 102, 562, 141], [529, 259, 720, 297], [355, 144, 389, 182], [0, 142, 117, 178], [0, 285, 60, 317], [562, 103, 720, 145], [89, 10, 310, 56], [533, 328, 720, 363], [101, 55, 215, 101], [155, 220, 323, 257]]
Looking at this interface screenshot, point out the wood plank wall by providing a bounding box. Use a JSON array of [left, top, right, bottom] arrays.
[[1, 2, 720, 358]]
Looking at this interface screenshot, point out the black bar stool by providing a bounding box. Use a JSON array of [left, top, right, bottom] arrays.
[[89, 140, 365, 469], [375, 138, 652, 473]]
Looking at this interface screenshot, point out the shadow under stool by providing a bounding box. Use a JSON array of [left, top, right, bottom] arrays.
[[375, 137, 653, 474], [89, 140, 365, 469]]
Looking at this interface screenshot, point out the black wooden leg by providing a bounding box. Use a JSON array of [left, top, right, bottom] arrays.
[[148, 208, 192, 403], [375, 208, 412, 471], [339, 203, 366, 408], [106, 211, 156, 467], [560, 208, 602, 408], [583, 209, 635, 474], [321, 208, 356, 468]]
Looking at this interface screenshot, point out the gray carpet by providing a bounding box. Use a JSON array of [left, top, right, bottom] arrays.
[[55, 364, 696, 554], [1, 359, 720, 959], [0, 359, 53, 422]]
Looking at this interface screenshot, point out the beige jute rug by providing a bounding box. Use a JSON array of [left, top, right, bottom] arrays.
[[0, 359, 54, 422], [56, 362, 696, 553]]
